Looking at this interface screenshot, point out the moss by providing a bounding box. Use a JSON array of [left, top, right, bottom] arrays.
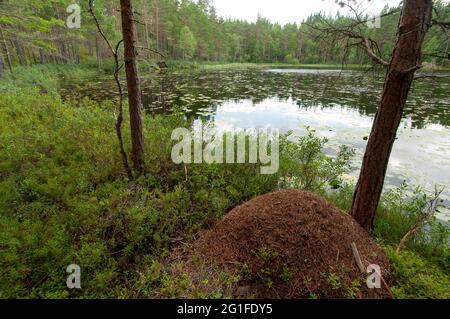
[[384, 246, 450, 299]]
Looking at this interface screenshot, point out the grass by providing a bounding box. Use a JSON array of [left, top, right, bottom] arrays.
[[153, 60, 374, 71]]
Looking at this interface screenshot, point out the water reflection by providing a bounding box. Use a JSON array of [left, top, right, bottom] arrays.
[[212, 96, 450, 220]]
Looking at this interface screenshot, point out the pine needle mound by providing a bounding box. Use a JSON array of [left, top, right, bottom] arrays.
[[196, 189, 392, 299]]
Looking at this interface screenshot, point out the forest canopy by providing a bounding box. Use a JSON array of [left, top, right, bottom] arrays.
[[0, 0, 449, 68]]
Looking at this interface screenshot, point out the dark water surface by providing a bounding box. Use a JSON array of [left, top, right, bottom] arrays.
[[60, 68, 450, 220]]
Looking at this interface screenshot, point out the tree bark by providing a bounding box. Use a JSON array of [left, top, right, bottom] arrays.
[[120, 0, 145, 174], [351, 0, 433, 231], [0, 53, 4, 79], [0, 24, 12, 73], [13, 39, 27, 65]]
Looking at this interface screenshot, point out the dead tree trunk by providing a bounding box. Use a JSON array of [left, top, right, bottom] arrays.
[[120, 0, 145, 174], [351, 0, 433, 231]]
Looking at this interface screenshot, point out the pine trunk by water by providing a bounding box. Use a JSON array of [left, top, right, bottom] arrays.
[[351, 0, 433, 231], [120, 0, 145, 174]]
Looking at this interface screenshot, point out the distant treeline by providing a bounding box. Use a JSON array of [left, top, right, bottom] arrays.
[[0, 0, 448, 71]]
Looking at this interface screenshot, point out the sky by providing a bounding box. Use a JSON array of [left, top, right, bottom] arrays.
[[212, 0, 403, 25]]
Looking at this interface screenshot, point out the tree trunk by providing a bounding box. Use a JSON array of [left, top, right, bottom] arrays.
[[13, 39, 27, 65], [120, 0, 145, 174], [95, 34, 101, 71], [39, 48, 46, 64], [350, 0, 433, 231], [0, 53, 4, 79], [155, 3, 160, 54], [142, 0, 152, 70]]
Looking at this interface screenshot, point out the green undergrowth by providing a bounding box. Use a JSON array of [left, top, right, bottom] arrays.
[[0, 71, 448, 298]]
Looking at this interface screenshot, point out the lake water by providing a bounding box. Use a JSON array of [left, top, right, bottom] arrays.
[[60, 68, 450, 221]]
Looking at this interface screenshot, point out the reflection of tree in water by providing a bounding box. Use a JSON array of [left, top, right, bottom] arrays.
[[61, 69, 450, 129]]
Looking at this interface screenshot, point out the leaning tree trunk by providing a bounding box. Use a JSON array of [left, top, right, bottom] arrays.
[[351, 0, 433, 231], [120, 0, 145, 174]]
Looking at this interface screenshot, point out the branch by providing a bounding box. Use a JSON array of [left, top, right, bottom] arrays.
[[402, 64, 421, 75], [306, 21, 389, 66], [432, 19, 450, 30], [423, 51, 450, 60], [303, 2, 400, 67], [396, 187, 444, 253], [88, 0, 117, 57], [351, 242, 393, 299]]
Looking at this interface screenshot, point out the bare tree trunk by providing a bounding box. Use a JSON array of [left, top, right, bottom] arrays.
[[120, 0, 145, 174], [0, 53, 4, 79], [351, 0, 433, 231]]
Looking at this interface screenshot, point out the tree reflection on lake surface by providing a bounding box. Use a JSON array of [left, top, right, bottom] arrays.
[[60, 68, 450, 220]]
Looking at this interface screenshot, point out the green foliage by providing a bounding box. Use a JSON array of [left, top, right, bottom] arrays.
[[279, 127, 355, 193], [284, 54, 299, 65], [375, 183, 450, 270], [0, 71, 448, 299], [375, 183, 429, 245], [384, 246, 450, 299], [0, 91, 281, 298], [322, 271, 342, 290], [2, 0, 448, 69], [179, 26, 197, 60], [253, 246, 288, 289]]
